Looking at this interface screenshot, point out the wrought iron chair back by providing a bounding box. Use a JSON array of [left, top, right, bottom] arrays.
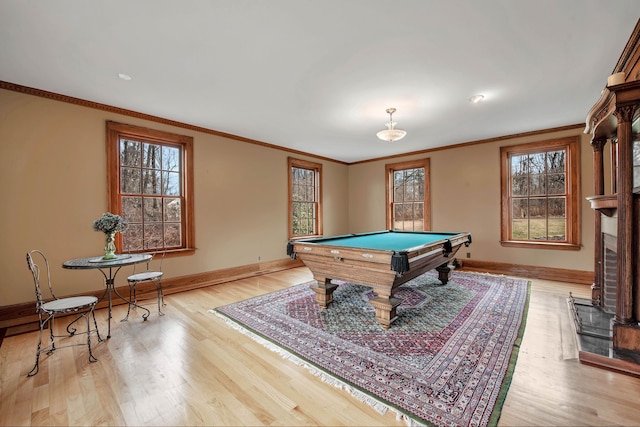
[[25, 250, 102, 376], [27, 250, 49, 311], [123, 249, 166, 321]]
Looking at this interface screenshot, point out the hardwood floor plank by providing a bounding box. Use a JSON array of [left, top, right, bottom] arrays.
[[2, 268, 640, 426]]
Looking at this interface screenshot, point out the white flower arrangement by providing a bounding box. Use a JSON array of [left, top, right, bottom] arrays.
[[92, 212, 127, 235]]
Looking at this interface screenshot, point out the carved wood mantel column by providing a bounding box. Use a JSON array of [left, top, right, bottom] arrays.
[[615, 104, 638, 324], [611, 138, 618, 194], [590, 137, 607, 305], [591, 137, 607, 196]]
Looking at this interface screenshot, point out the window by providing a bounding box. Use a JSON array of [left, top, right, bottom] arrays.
[[500, 136, 580, 249], [288, 157, 322, 238], [386, 158, 430, 231], [106, 121, 195, 253]]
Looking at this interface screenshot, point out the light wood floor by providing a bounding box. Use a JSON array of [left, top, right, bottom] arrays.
[[2, 267, 640, 426]]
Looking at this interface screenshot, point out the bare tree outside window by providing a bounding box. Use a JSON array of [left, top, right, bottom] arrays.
[[119, 140, 183, 250], [392, 167, 425, 231], [510, 150, 566, 240]]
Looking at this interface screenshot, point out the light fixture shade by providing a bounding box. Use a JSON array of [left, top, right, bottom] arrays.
[[377, 108, 406, 142], [376, 126, 407, 142]]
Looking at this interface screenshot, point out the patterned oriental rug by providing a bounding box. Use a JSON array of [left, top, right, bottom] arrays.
[[212, 271, 530, 427]]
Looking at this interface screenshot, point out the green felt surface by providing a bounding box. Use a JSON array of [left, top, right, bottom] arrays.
[[313, 231, 459, 251]]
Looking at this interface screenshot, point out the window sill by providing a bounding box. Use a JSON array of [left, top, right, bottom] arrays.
[[289, 235, 322, 241], [127, 248, 196, 257], [500, 240, 581, 251], [164, 248, 196, 257]]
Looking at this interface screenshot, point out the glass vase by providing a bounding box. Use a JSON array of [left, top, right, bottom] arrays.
[[103, 232, 117, 260]]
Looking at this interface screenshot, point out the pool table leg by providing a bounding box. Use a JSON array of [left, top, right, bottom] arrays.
[[369, 294, 402, 330], [309, 278, 339, 309], [436, 262, 452, 284]]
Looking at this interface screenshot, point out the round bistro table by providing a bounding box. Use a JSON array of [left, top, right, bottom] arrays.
[[63, 253, 152, 338]]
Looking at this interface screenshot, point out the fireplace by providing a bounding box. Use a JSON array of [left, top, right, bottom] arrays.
[[568, 227, 640, 373], [568, 233, 614, 339]]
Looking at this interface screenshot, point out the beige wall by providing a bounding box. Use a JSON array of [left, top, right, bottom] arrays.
[[0, 87, 595, 307], [348, 128, 595, 271], [0, 89, 349, 305]]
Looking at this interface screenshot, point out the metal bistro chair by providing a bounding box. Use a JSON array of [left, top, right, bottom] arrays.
[[123, 250, 166, 321], [26, 250, 102, 376]]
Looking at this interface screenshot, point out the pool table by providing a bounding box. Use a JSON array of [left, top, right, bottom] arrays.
[[287, 230, 472, 329]]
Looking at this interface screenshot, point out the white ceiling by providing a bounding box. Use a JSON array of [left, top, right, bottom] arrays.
[[0, 1, 638, 163]]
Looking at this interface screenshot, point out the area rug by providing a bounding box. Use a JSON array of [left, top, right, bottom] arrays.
[[211, 270, 530, 427]]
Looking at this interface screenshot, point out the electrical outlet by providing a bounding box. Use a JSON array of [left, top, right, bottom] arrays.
[[466, 252, 471, 258]]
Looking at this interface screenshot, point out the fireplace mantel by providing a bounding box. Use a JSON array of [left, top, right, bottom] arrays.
[[586, 194, 618, 217]]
